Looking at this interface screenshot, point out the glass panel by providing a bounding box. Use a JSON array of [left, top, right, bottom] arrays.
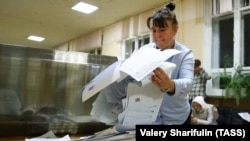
[[240, 0, 250, 7], [124, 34, 150, 59], [212, 72, 231, 89], [0, 44, 117, 136], [138, 34, 150, 48], [242, 10, 250, 66], [89, 48, 102, 55], [212, 15, 234, 68], [212, 0, 234, 15], [125, 38, 135, 59]]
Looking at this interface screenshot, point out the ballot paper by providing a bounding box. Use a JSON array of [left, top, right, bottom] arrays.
[[122, 83, 163, 125], [87, 83, 163, 140], [25, 130, 71, 141], [82, 46, 181, 102], [81, 46, 181, 141], [137, 61, 176, 87], [90, 91, 123, 125], [82, 60, 128, 102], [119, 46, 181, 81]]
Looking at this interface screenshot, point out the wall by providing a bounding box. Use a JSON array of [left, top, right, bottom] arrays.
[[54, 0, 204, 61], [175, 0, 204, 60]]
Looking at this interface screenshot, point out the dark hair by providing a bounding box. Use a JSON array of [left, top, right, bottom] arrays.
[[146, 3, 178, 29], [195, 59, 201, 67]]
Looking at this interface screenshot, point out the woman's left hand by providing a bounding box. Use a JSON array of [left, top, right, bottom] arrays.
[[151, 67, 174, 91]]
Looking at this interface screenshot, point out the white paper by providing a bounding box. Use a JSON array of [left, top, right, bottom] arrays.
[[138, 62, 176, 87], [82, 46, 180, 102], [82, 60, 127, 102], [25, 130, 71, 141], [90, 92, 123, 125], [238, 112, 250, 122], [120, 47, 181, 81], [122, 83, 163, 125], [81, 47, 180, 140], [82, 132, 135, 141], [81, 125, 135, 141]]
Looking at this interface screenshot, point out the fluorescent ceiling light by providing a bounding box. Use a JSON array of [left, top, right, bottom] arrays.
[[72, 2, 98, 14], [27, 35, 45, 42]]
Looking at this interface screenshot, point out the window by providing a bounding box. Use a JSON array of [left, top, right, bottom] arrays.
[[210, 0, 250, 69], [242, 10, 250, 66], [241, 0, 250, 7], [205, 0, 250, 96], [87, 48, 102, 55], [124, 38, 135, 59], [212, 15, 234, 68], [123, 34, 150, 59], [212, 0, 234, 15], [138, 34, 150, 48]]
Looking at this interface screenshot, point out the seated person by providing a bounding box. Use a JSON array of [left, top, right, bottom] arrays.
[[191, 96, 218, 125]]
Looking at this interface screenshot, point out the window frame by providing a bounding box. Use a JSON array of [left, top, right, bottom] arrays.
[[205, 0, 250, 96], [122, 33, 151, 60]]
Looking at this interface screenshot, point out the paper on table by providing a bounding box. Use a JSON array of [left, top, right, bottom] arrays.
[[80, 125, 135, 141], [25, 130, 71, 141], [238, 112, 250, 122], [120, 47, 181, 81]]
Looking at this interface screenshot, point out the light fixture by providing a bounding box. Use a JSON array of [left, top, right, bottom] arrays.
[[72, 2, 98, 14], [27, 35, 45, 42]]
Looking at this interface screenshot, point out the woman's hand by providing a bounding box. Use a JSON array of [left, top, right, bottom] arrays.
[[191, 116, 197, 124], [151, 67, 175, 93]]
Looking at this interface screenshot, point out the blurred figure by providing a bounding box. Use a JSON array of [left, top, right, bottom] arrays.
[[191, 96, 218, 125], [189, 59, 211, 102], [0, 89, 21, 115]]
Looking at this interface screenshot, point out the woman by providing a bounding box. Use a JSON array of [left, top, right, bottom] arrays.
[[96, 2, 194, 125], [191, 96, 218, 125]]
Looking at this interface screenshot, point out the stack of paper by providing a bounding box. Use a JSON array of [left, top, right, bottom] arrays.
[[80, 125, 136, 141], [79, 46, 182, 141], [82, 46, 181, 102]]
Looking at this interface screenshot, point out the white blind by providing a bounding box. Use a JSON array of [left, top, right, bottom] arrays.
[[122, 16, 139, 39], [220, 0, 233, 13], [103, 22, 123, 44], [213, 0, 233, 14], [75, 30, 102, 51], [138, 10, 152, 35]]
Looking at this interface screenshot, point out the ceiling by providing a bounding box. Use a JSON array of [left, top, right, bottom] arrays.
[[0, 0, 170, 50]]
